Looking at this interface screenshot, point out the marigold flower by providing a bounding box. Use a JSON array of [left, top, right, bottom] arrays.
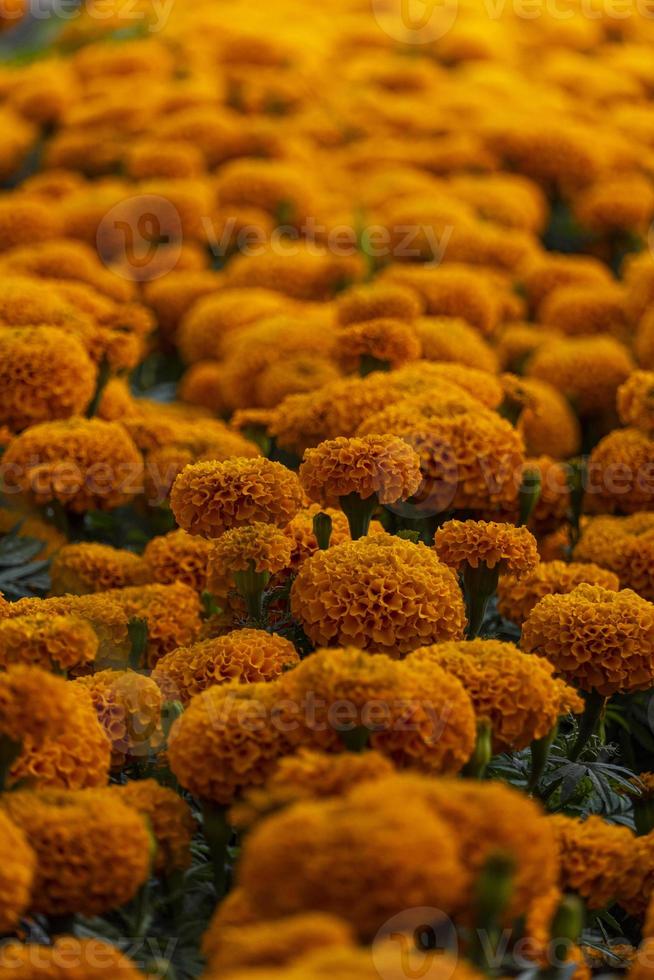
[[74, 669, 164, 768], [207, 522, 293, 594], [178, 361, 228, 415], [153, 628, 300, 704], [0, 664, 77, 745], [503, 375, 581, 461], [236, 789, 468, 941], [177, 287, 292, 363], [587, 429, 654, 514], [435, 519, 539, 575], [50, 542, 149, 596], [382, 263, 500, 334], [552, 814, 638, 910], [143, 528, 212, 592], [291, 536, 465, 654], [168, 681, 292, 805], [526, 336, 634, 416], [520, 253, 615, 316], [282, 505, 354, 570], [618, 372, 654, 433], [0, 809, 34, 933], [0, 613, 99, 672], [414, 316, 499, 373], [103, 583, 202, 666], [143, 271, 221, 345], [225, 245, 364, 302], [498, 560, 620, 625], [256, 355, 341, 408], [336, 318, 421, 372], [574, 514, 654, 601], [0, 109, 35, 184], [280, 646, 475, 773], [0, 938, 145, 980], [2, 418, 144, 513], [349, 774, 559, 924], [393, 361, 504, 408], [299, 434, 421, 508], [540, 283, 630, 342], [110, 779, 194, 873], [125, 139, 205, 180], [522, 584, 654, 696], [337, 282, 423, 325], [203, 913, 355, 974], [0, 326, 96, 432], [408, 640, 583, 752], [2, 789, 151, 916], [575, 175, 654, 235], [171, 457, 304, 538]]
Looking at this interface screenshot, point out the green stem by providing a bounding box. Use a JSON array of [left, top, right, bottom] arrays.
[[339, 492, 377, 541], [568, 691, 605, 761], [233, 563, 270, 622], [634, 800, 654, 836], [201, 801, 232, 898], [0, 735, 21, 791], [462, 563, 500, 639], [85, 357, 111, 418], [518, 468, 542, 527], [359, 355, 390, 377], [340, 725, 371, 753], [468, 853, 515, 973], [463, 720, 492, 779], [312, 511, 333, 550], [528, 723, 558, 793]]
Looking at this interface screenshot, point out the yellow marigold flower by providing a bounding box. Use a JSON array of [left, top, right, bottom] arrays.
[[177, 287, 292, 363], [50, 542, 149, 596], [349, 774, 559, 925], [236, 789, 468, 941], [414, 316, 499, 373], [290, 537, 465, 654], [408, 640, 582, 752], [125, 139, 205, 180], [392, 361, 504, 408], [496, 323, 562, 374], [0, 937, 145, 980], [74, 669, 163, 768], [153, 628, 300, 705], [526, 336, 634, 416], [215, 159, 316, 224], [97, 377, 136, 421], [0, 808, 33, 933], [618, 372, 654, 434], [0, 664, 76, 744], [336, 282, 423, 325], [575, 175, 654, 235], [574, 514, 654, 601], [522, 584, 654, 696], [171, 457, 304, 539], [499, 560, 620, 625], [7, 593, 130, 665], [520, 253, 614, 316], [143, 529, 212, 593], [435, 519, 539, 575], [0, 196, 60, 252], [0, 238, 134, 303], [335, 318, 421, 372], [518, 456, 571, 534], [382, 264, 501, 335], [636, 309, 654, 371], [0, 613, 98, 672], [168, 681, 292, 805], [103, 583, 202, 666], [552, 814, 638, 910], [299, 435, 421, 508], [540, 283, 630, 341], [255, 355, 341, 409], [627, 939, 654, 980], [178, 361, 228, 415], [586, 429, 654, 514], [279, 646, 476, 773], [0, 109, 35, 184], [503, 375, 581, 460], [357, 387, 485, 436], [110, 779, 194, 873], [2, 418, 144, 513], [283, 505, 353, 570], [143, 271, 221, 345], [207, 522, 293, 592], [0, 326, 96, 432], [224, 245, 364, 302], [203, 912, 355, 974], [2, 789, 151, 916]]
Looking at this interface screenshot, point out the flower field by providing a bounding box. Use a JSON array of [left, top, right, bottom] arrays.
[[4, 0, 654, 977]]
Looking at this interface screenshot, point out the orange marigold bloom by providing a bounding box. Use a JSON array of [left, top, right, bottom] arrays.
[[586, 429, 654, 514], [435, 520, 539, 575], [143, 528, 212, 592], [49, 542, 149, 596], [520, 253, 612, 317], [283, 505, 353, 570], [414, 316, 499, 373], [2, 418, 144, 513], [178, 361, 228, 415], [0, 664, 76, 743], [628, 939, 654, 980], [6, 594, 130, 665], [574, 514, 654, 602], [110, 779, 194, 873], [74, 669, 164, 768], [236, 789, 468, 941], [382, 263, 500, 335], [256, 355, 341, 409], [357, 386, 486, 436], [618, 371, 654, 434], [540, 283, 630, 341], [0, 195, 59, 251], [279, 647, 476, 773], [225, 245, 364, 302], [0, 937, 145, 980], [2, 789, 151, 916], [526, 336, 634, 416], [0, 809, 34, 933], [499, 560, 620, 625], [152, 628, 300, 704], [522, 584, 654, 696], [496, 323, 561, 374], [290, 536, 465, 655], [103, 583, 202, 667], [207, 523, 293, 597], [203, 912, 355, 974], [552, 814, 638, 910], [408, 640, 582, 752], [0, 327, 96, 432], [177, 287, 292, 363], [171, 457, 304, 538], [168, 681, 292, 805], [299, 435, 421, 507], [336, 282, 423, 325], [504, 375, 581, 460], [0, 613, 98, 672], [348, 774, 559, 925], [336, 318, 421, 371]]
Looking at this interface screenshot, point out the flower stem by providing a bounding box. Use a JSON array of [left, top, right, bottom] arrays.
[[201, 801, 232, 898], [340, 725, 371, 753], [462, 563, 500, 639], [339, 492, 377, 541], [568, 690, 605, 761], [528, 723, 558, 793], [359, 355, 390, 377], [0, 735, 21, 791], [233, 562, 270, 623], [463, 720, 492, 779]]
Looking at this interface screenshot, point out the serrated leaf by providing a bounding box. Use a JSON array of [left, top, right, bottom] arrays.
[[0, 535, 43, 566]]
